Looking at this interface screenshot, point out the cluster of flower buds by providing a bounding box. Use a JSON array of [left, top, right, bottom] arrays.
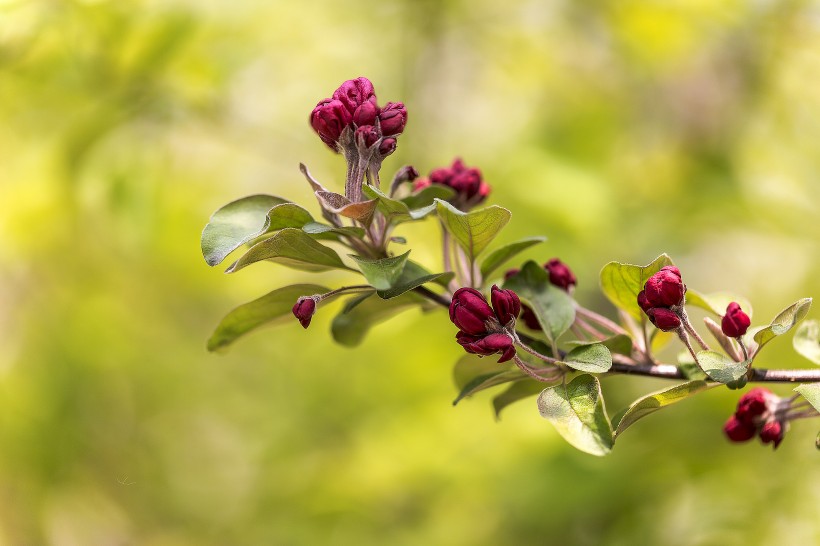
[[505, 258, 577, 330], [721, 302, 751, 338], [723, 388, 788, 448], [413, 158, 490, 210], [309, 77, 407, 158], [449, 286, 520, 362], [637, 266, 686, 331]]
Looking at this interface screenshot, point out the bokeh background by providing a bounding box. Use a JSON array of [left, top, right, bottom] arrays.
[[2, 0, 820, 544]]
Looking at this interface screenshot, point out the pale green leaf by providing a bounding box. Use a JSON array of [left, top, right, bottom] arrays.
[[537, 374, 613, 456], [226, 228, 352, 273], [479, 236, 548, 279], [698, 350, 749, 385], [563, 343, 612, 373], [613, 381, 713, 439], [754, 298, 813, 352], [794, 384, 820, 413], [793, 319, 820, 365], [435, 199, 511, 261]]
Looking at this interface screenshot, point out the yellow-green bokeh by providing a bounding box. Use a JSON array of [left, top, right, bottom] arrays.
[[2, 0, 820, 544]]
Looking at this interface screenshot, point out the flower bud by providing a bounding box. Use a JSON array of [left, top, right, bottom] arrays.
[[477, 181, 491, 202], [412, 177, 431, 192], [644, 266, 686, 308], [736, 387, 771, 424], [544, 258, 577, 291], [449, 168, 483, 200], [723, 415, 756, 442], [378, 102, 407, 137], [353, 100, 378, 126], [759, 421, 784, 448], [310, 99, 352, 150], [449, 287, 494, 336], [332, 77, 376, 116], [503, 268, 520, 281], [646, 307, 681, 331], [637, 290, 652, 314], [721, 302, 751, 338], [292, 297, 317, 329], [378, 137, 397, 156], [355, 125, 380, 149], [490, 285, 521, 325], [394, 165, 419, 184], [520, 306, 540, 330], [456, 331, 516, 363]]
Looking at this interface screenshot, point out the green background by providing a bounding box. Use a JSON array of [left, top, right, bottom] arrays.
[[2, 0, 819, 544]]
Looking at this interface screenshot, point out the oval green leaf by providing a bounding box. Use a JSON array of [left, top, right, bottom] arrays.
[[226, 228, 352, 273], [613, 380, 712, 439], [793, 319, 820, 365], [435, 199, 511, 261], [350, 251, 410, 291], [563, 343, 612, 373], [201, 194, 288, 266], [537, 374, 613, 456], [599, 254, 674, 319], [376, 260, 454, 300], [479, 236, 548, 279], [207, 283, 329, 351], [753, 298, 813, 352], [697, 350, 749, 384], [401, 185, 455, 210], [794, 383, 820, 413]]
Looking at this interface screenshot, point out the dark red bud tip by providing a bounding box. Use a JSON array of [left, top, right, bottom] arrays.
[[353, 100, 378, 127], [736, 387, 772, 424], [722, 302, 751, 338], [544, 258, 577, 290], [456, 331, 515, 362], [637, 290, 652, 314], [644, 268, 686, 308], [292, 297, 317, 329], [355, 125, 380, 148], [310, 99, 352, 151], [332, 77, 376, 116], [490, 284, 521, 325], [378, 102, 408, 137], [396, 165, 419, 183], [378, 138, 397, 156], [520, 305, 540, 330], [759, 421, 785, 448], [503, 268, 520, 281], [646, 307, 681, 331], [423, 158, 489, 208], [450, 287, 494, 336], [723, 415, 756, 442]]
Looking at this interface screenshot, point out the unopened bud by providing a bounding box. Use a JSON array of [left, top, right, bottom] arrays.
[[292, 296, 318, 329], [378, 137, 397, 156], [723, 415, 756, 442], [637, 289, 652, 314], [721, 302, 751, 338], [646, 307, 681, 331], [456, 331, 516, 363], [490, 284, 521, 325], [736, 387, 771, 424], [332, 77, 376, 116], [544, 258, 577, 291], [449, 287, 494, 336], [310, 99, 352, 150], [353, 100, 378, 126], [355, 125, 380, 149], [378, 102, 408, 136], [759, 420, 785, 448], [644, 266, 686, 308]]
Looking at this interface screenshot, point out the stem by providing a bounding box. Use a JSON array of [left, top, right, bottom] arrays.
[[512, 355, 562, 383], [738, 338, 749, 361], [681, 309, 709, 351], [512, 336, 561, 365], [575, 317, 608, 341], [574, 306, 628, 336], [320, 285, 373, 300]]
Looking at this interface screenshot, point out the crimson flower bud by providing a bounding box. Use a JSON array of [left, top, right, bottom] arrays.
[[456, 331, 516, 363], [503, 268, 520, 281], [395, 165, 419, 183], [429, 167, 451, 186], [353, 100, 378, 126], [378, 102, 408, 136], [646, 307, 681, 331], [477, 181, 491, 202], [722, 302, 751, 338], [412, 177, 431, 192], [292, 297, 317, 329], [637, 290, 652, 314], [644, 266, 686, 308], [378, 138, 396, 156], [332, 77, 376, 116], [520, 306, 540, 330], [723, 415, 756, 442], [759, 421, 785, 448], [449, 168, 483, 200], [736, 387, 771, 424], [449, 287, 494, 336], [545, 258, 577, 291], [310, 99, 352, 150], [490, 285, 521, 325], [355, 125, 380, 149]]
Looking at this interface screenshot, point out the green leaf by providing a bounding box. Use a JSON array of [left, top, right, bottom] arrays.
[[503, 261, 575, 348], [266, 202, 314, 230], [207, 283, 328, 351], [686, 290, 753, 320], [454, 369, 526, 405], [435, 199, 511, 261], [697, 350, 749, 385], [566, 335, 633, 357], [493, 381, 547, 419], [363, 185, 440, 223], [350, 251, 410, 291], [794, 320, 820, 365], [479, 236, 548, 279], [753, 298, 813, 352], [613, 381, 712, 439], [401, 185, 455, 210], [301, 222, 365, 240], [376, 260, 454, 300], [563, 343, 612, 373], [599, 254, 674, 319], [537, 374, 613, 456], [794, 384, 820, 413], [201, 194, 288, 266], [331, 292, 422, 347], [226, 228, 352, 273]]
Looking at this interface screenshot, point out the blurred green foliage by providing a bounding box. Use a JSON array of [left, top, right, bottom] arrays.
[[2, 0, 820, 544]]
